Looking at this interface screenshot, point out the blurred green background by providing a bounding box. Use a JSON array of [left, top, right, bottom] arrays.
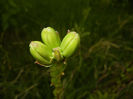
[[0, 0, 133, 99]]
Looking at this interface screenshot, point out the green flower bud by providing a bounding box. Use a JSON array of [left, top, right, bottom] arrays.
[[41, 27, 61, 49], [60, 32, 80, 58], [29, 41, 54, 65], [53, 47, 63, 61]]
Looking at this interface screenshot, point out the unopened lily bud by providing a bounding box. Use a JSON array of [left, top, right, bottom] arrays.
[[53, 47, 63, 61], [60, 32, 80, 58], [29, 41, 54, 65], [41, 27, 61, 49]]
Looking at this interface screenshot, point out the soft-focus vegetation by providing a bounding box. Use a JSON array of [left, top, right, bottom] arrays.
[[0, 0, 133, 99]]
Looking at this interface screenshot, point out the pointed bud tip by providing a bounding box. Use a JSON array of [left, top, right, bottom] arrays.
[[29, 41, 38, 48], [68, 31, 79, 39], [67, 29, 70, 33], [42, 27, 54, 32], [68, 31, 77, 34]]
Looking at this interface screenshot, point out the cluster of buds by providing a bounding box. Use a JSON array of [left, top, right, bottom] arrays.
[[29, 27, 80, 66]]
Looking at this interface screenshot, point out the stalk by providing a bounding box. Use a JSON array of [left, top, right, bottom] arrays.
[[50, 62, 66, 99]]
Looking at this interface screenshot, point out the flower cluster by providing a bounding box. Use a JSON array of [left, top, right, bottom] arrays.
[[29, 27, 80, 66]]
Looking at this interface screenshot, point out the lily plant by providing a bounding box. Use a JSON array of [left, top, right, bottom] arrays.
[[29, 27, 80, 99]]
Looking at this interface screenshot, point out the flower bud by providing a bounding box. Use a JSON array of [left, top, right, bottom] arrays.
[[60, 32, 80, 58], [53, 47, 63, 61], [29, 41, 54, 65], [41, 27, 61, 49]]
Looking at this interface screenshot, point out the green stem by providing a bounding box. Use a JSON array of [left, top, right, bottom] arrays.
[[50, 62, 65, 99]]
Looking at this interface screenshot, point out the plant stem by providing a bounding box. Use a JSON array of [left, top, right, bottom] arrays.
[[50, 62, 65, 99]]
